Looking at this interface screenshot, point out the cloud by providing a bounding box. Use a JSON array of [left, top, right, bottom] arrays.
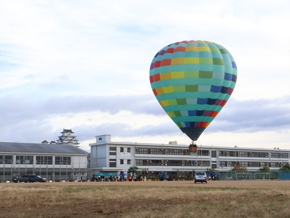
[[0, 0, 290, 148], [2, 92, 290, 143]]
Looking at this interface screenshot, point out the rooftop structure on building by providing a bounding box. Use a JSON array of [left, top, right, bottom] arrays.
[[56, 129, 80, 147]]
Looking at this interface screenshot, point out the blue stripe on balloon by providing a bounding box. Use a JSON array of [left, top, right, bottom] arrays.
[[188, 110, 196, 116], [197, 98, 208, 104], [210, 85, 222, 93], [224, 73, 233, 81], [232, 62, 237, 69]]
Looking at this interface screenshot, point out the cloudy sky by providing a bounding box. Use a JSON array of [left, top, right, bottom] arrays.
[[1, 0, 290, 151]]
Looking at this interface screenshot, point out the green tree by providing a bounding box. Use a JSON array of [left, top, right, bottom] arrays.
[[232, 165, 247, 171], [259, 166, 270, 172], [128, 166, 139, 177], [281, 163, 290, 170]]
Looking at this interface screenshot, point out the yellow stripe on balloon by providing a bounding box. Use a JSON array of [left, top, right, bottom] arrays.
[[155, 87, 164, 95], [171, 71, 185, 79], [171, 58, 185, 65], [198, 46, 211, 52], [167, 111, 175, 118], [160, 72, 171, 80], [160, 100, 169, 107], [185, 46, 198, 52], [185, 57, 199, 64], [163, 86, 174, 93]]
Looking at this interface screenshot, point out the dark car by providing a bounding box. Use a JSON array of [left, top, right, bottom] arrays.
[[13, 175, 28, 183], [25, 175, 46, 183]]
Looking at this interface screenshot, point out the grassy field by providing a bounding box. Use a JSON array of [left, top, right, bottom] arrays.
[[1, 181, 290, 218]]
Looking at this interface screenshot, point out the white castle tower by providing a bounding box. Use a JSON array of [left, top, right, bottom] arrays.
[[56, 129, 80, 147]]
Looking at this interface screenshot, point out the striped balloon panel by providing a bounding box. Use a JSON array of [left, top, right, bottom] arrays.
[[149, 40, 237, 141]]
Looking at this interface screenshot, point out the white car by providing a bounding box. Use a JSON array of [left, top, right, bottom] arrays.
[[194, 171, 207, 183]]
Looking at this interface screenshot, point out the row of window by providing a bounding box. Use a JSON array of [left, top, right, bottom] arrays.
[[135, 159, 211, 167], [136, 148, 210, 156], [219, 161, 288, 168], [0, 155, 13, 164], [110, 147, 290, 159], [109, 147, 131, 155], [219, 151, 289, 158], [120, 159, 131, 165], [0, 156, 71, 165]]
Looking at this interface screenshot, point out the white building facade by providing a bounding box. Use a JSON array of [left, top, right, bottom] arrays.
[[90, 134, 290, 176]]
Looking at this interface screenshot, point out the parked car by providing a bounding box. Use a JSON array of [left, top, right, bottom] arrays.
[[25, 175, 46, 183], [194, 171, 207, 183], [12, 175, 28, 183]]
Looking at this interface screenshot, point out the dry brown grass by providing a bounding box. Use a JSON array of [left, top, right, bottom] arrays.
[[1, 181, 290, 218]]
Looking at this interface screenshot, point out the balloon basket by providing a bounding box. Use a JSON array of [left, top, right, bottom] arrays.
[[189, 143, 198, 152]]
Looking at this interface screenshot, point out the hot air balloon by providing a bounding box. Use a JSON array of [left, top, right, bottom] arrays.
[[149, 40, 237, 144]]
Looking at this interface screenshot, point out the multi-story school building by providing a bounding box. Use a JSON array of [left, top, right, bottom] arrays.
[[90, 134, 290, 176]]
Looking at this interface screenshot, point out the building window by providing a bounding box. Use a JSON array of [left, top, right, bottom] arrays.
[[219, 161, 226, 167], [109, 162, 116, 167], [151, 148, 162, 154], [109, 147, 116, 155], [109, 159, 116, 167], [199, 150, 210, 156], [36, 156, 53, 165], [136, 160, 148, 166], [239, 152, 247, 157], [151, 160, 162, 166], [127, 148, 131, 153], [249, 152, 258, 158], [16, 156, 33, 164], [55, 157, 71, 165], [120, 159, 124, 164], [249, 162, 259, 167], [136, 148, 149, 154], [120, 147, 124, 152], [211, 151, 216, 158], [167, 160, 182, 166], [99, 138, 102, 140], [281, 153, 289, 158], [260, 152, 269, 158], [127, 159, 131, 164], [0, 155, 13, 164]]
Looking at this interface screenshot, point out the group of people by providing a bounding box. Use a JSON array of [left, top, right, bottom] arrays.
[[207, 172, 219, 180]]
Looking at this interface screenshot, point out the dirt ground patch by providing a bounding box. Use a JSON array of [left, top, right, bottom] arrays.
[[1, 180, 290, 218]]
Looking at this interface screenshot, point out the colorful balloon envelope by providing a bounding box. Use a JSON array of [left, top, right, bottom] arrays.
[[149, 40, 237, 141]]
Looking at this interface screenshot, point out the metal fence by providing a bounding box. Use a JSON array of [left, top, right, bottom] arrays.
[[0, 166, 93, 181], [219, 170, 290, 180]]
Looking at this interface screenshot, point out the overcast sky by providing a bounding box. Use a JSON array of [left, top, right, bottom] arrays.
[[1, 0, 290, 151]]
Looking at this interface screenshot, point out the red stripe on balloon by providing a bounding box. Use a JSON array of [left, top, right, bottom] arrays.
[[227, 88, 233, 95], [174, 46, 186, 53], [152, 74, 160, 82], [160, 59, 171, 66], [153, 89, 158, 96], [165, 48, 174, 53], [221, 100, 227, 106], [153, 61, 161, 68], [199, 122, 208, 127]]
